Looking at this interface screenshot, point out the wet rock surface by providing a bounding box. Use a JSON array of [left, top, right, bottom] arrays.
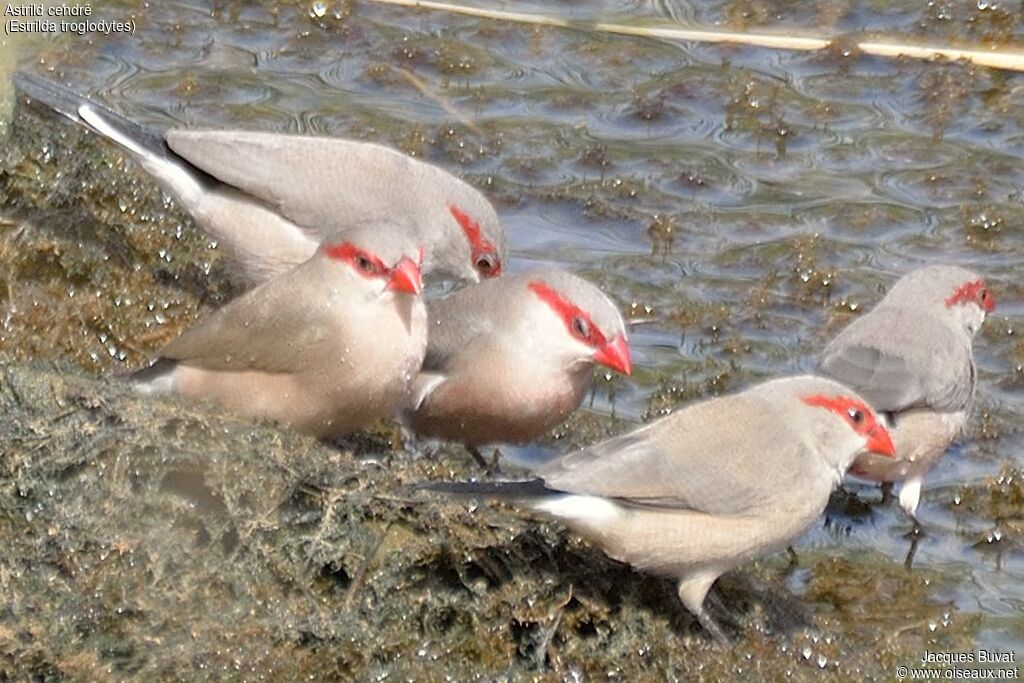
[[0, 361, 978, 680]]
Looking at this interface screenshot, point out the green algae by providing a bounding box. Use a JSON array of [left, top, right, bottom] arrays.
[[0, 102, 236, 374], [0, 361, 980, 680]]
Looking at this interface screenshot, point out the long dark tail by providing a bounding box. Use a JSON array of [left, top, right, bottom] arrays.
[[419, 478, 555, 498], [123, 357, 179, 395], [14, 72, 171, 161]]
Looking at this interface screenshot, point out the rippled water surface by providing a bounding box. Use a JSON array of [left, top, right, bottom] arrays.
[[2, 0, 1023, 675]]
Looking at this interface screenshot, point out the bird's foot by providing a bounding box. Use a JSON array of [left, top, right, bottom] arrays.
[[880, 482, 894, 506], [786, 546, 800, 571], [466, 445, 490, 471], [465, 445, 502, 475], [488, 448, 503, 475], [697, 608, 731, 646], [466, 446, 505, 473]]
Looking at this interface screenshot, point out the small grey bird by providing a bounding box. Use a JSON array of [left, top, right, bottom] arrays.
[[405, 270, 631, 465], [15, 72, 507, 287], [425, 375, 895, 643], [819, 265, 995, 521], [133, 224, 427, 438]]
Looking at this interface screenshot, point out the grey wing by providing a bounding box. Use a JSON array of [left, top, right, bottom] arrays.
[[421, 285, 505, 372], [537, 395, 804, 516], [160, 259, 334, 374], [819, 308, 974, 413], [165, 131, 421, 240]]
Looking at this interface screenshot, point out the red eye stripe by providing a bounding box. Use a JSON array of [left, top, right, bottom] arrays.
[[802, 393, 895, 457], [945, 279, 996, 312], [528, 281, 607, 348], [801, 394, 877, 434], [323, 242, 389, 278], [449, 205, 502, 276]]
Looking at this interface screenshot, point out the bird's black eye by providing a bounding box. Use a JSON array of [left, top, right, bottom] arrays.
[[571, 317, 590, 339], [847, 408, 864, 425], [475, 252, 501, 277], [357, 256, 376, 272]]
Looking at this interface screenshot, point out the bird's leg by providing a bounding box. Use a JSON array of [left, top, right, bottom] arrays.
[[489, 448, 503, 474], [903, 517, 925, 539], [464, 445, 502, 475], [398, 424, 423, 460], [880, 482, 894, 506], [786, 546, 800, 570], [903, 529, 922, 571], [465, 445, 490, 471], [697, 608, 731, 646], [898, 476, 927, 570], [704, 587, 740, 622], [678, 574, 730, 646], [902, 510, 926, 570]]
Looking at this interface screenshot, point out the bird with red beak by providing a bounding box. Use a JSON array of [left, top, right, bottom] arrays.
[[15, 73, 507, 288], [132, 224, 427, 438], [819, 265, 995, 524], [425, 375, 895, 644], [405, 271, 631, 468]]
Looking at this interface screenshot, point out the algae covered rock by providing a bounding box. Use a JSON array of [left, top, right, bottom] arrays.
[[0, 360, 978, 681], [0, 360, 696, 679]]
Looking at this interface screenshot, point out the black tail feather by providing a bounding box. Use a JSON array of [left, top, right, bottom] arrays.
[[419, 478, 554, 499], [117, 358, 180, 397], [14, 71, 220, 190], [14, 72, 170, 159], [14, 71, 92, 122]]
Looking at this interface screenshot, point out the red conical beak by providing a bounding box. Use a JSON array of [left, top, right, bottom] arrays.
[[866, 423, 895, 457], [388, 257, 423, 295], [592, 335, 632, 376]]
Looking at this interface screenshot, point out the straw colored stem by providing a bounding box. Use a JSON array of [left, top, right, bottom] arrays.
[[365, 0, 1024, 73]]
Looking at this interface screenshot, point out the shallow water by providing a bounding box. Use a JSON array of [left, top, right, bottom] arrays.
[[2, 0, 1023, 675]]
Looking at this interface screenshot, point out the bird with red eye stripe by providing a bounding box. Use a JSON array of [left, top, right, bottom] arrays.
[[405, 270, 631, 470], [448, 205, 504, 281], [15, 73, 507, 290], [819, 265, 995, 531], [422, 375, 895, 644], [131, 223, 428, 439]]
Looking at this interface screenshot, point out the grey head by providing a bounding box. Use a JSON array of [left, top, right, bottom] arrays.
[[426, 269, 631, 376], [315, 221, 425, 300], [757, 375, 897, 480], [422, 178, 507, 285], [880, 265, 995, 336]]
